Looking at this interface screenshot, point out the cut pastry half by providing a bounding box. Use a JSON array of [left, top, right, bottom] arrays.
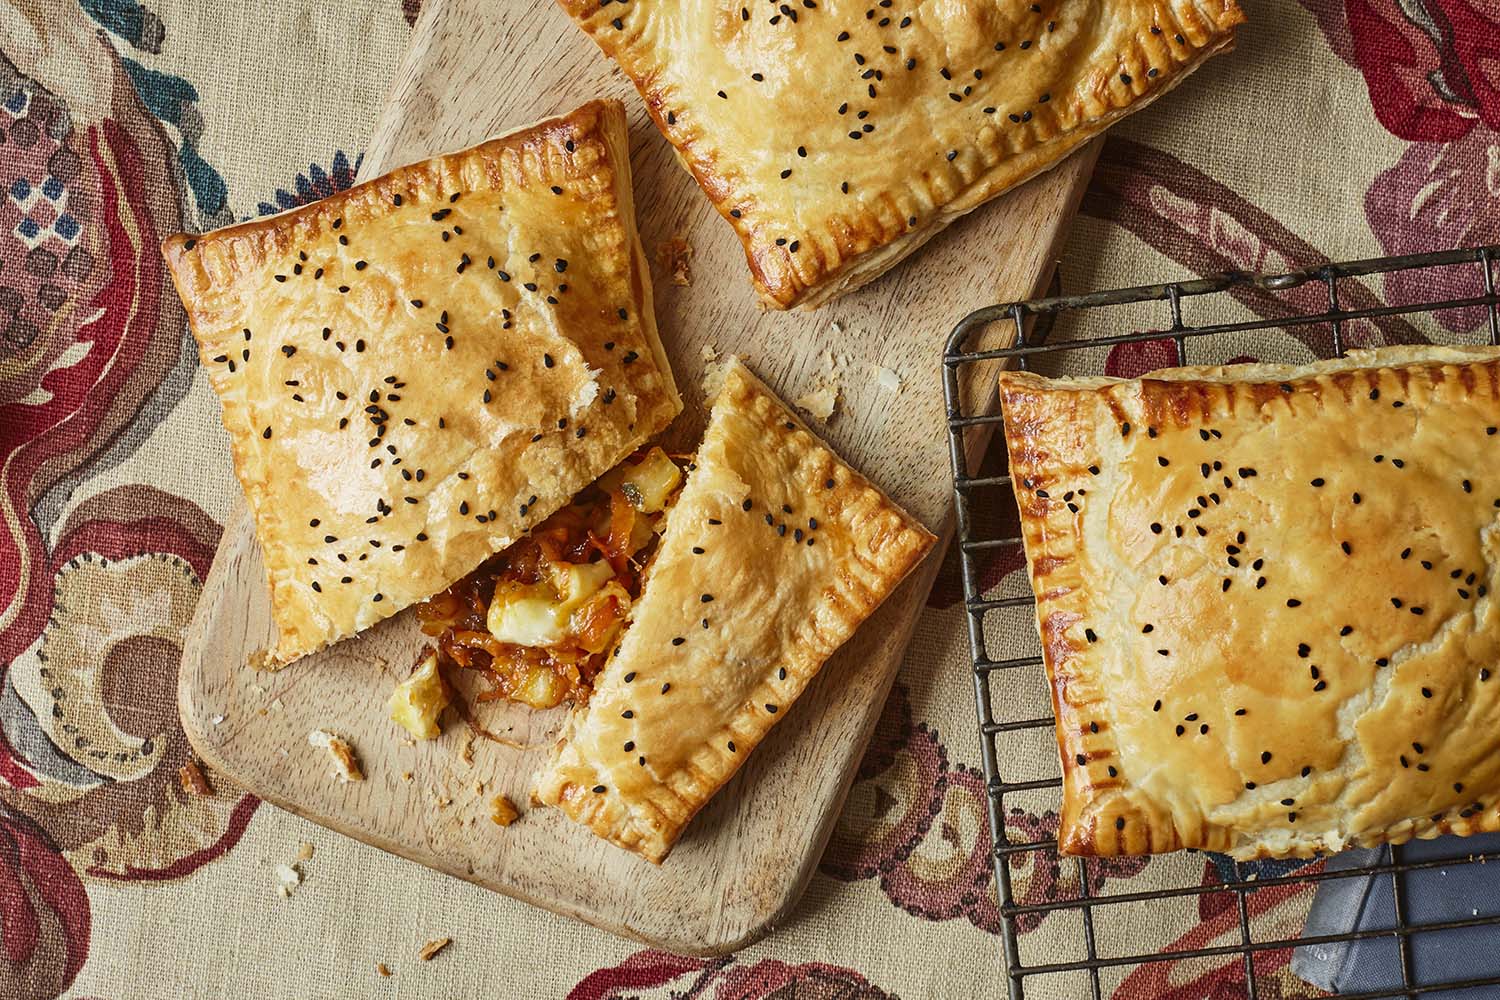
[[557, 1, 1244, 308], [531, 359, 937, 862], [161, 99, 679, 665]]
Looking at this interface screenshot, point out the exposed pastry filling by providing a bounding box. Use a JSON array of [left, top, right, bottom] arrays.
[[414, 447, 684, 709]]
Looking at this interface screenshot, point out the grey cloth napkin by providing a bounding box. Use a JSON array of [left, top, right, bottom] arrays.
[[1291, 833, 1500, 997]]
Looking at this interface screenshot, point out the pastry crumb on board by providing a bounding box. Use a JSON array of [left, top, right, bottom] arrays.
[[870, 363, 902, 393], [247, 648, 288, 673], [656, 235, 692, 285], [308, 729, 364, 781], [793, 349, 848, 421], [490, 794, 520, 827], [376, 962, 392, 978], [418, 938, 451, 961]]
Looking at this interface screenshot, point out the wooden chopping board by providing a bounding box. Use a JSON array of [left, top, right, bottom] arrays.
[[178, 0, 1098, 955]]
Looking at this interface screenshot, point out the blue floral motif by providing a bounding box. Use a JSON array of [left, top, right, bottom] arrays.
[[256, 151, 362, 217]]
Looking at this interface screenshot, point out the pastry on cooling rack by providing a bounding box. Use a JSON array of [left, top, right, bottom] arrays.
[[161, 99, 680, 665], [998, 346, 1500, 860], [531, 359, 935, 862], [557, 0, 1243, 309]]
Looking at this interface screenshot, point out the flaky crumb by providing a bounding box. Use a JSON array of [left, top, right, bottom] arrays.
[[702, 352, 734, 399], [248, 649, 288, 673], [871, 363, 902, 393], [490, 795, 520, 827], [794, 383, 839, 421], [376, 962, 392, 978], [460, 735, 475, 765], [296, 841, 315, 862], [274, 862, 301, 898], [308, 729, 365, 782], [794, 349, 846, 422], [178, 759, 213, 796], [418, 938, 451, 961], [657, 236, 693, 286]]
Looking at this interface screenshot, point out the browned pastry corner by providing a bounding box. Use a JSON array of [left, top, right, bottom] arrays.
[[161, 99, 680, 665], [534, 358, 936, 862], [556, 1, 1243, 309], [998, 347, 1500, 859]]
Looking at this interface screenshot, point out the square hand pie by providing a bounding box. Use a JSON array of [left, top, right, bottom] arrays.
[[558, 1, 1243, 309], [162, 99, 680, 665], [998, 347, 1500, 860], [534, 359, 936, 861]]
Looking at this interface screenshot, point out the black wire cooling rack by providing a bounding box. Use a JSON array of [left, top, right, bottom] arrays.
[[942, 246, 1500, 1000]]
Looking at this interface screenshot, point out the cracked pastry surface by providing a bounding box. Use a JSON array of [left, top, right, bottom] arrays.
[[557, 0, 1243, 308], [162, 99, 679, 665], [998, 347, 1500, 859], [534, 359, 936, 862]]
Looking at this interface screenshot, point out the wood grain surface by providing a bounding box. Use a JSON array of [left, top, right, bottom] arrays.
[[178, 0, 1098, 954]]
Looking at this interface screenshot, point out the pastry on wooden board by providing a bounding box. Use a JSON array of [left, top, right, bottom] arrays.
[[161, 98, 679, 666], [531, 359, 937, 862], [997, 346, 1500, 860], [556, 0, 1244, 309]]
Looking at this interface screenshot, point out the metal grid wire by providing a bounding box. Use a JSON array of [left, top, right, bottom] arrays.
[[942, 246, 1500, 1000]]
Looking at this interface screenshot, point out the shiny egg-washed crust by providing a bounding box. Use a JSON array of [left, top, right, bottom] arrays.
[[998, 347, 1500, 860], [534, 359, 936, 862], [557, 1, 1243, 309], [161, 99, 680, 665]]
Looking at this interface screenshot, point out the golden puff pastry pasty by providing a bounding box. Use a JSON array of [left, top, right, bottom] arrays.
[[534, 359, 936, 861], [557, 1, 1244, 309], [162, 99, 680, 665], [998, 347, 1500, 860]]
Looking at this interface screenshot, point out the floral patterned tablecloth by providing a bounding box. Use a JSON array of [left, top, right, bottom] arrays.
[[3, 2, 1493, 997]]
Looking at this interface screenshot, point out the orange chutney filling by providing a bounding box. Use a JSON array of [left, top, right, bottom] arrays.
[[413, 448, 683, 710]]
